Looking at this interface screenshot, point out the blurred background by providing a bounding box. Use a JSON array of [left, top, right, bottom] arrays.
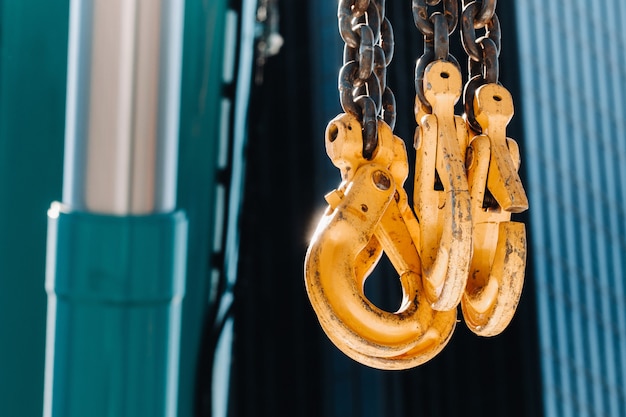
[[0, 0, 624, 416]]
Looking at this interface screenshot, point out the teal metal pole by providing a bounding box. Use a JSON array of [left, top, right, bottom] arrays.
[[43, 0, 187, 416], [44, 207, 187, 416]]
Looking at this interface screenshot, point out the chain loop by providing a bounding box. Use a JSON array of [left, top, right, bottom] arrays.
[[461, 2, 500, 62], [480, 37, 499, 83], [355, 24, 375, 80], [433, 12, 450, 60], [373, 46, 389, 115], [413, 0, 434, 37], [414, 45, 435, 114], [339, 61, 359, 113], [463, 75, 482, 132], [412, 0, 459, 39], [338, 1, 360, 48], [462, 0, 497, 28], [382, 87, 396, 129], [373, 46, 387, 91], [381, 17, 394, 65], [355, 95, 379, 157], [355, 72, 383, 113]]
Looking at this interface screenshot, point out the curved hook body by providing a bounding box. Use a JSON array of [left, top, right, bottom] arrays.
[[306, 163, 424, 352], [462, 220, 526, 336], [305, 161, 456, 366], [304, 113, 456, 369], [414, 61, 472, 311]]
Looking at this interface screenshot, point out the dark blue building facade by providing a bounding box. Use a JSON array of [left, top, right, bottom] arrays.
[[516, 2, 626, 416]]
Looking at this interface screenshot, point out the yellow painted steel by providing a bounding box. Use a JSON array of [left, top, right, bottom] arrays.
[[414, 61, 473, 311], [304, 67, 529, 369], [461, 84, 528, 336], [472, 84, 528, 213], [304, 113, 456, 370]]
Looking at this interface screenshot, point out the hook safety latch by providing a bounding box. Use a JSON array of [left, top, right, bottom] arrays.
[[414, 60, 473, 311], [304, 113, 456, 370], [461, 83, 528, 336]]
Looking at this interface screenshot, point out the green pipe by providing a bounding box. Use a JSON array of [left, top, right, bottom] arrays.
[[44, 204, 187, 416], [43, 0, 188, 415]]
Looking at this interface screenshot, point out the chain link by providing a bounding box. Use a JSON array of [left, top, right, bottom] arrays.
[[411, 0, 504, 129], [462, 0, 497, 28], [460, 0, 502, 132], [412, 0, 461, 114], [336, 0, 505, 149], [337, 0, 396, 159]]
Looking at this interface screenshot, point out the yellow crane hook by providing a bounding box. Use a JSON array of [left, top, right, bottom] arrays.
[[461, 84, 529, 336], [414, 60, 473, 311], [304, 113, 456, 369]]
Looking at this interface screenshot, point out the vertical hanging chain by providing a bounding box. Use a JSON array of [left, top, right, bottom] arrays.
[[337, 0, 396, 159], [412, 0, 460, 116], [460, 0, 501, 133]]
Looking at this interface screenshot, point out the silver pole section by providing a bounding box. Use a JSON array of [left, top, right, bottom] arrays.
[[63, 0, 184, 215]]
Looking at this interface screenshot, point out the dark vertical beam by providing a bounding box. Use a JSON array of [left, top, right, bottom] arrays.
[[229, 1, 323, 416]]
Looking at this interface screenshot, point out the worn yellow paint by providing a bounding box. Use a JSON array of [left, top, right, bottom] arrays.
[[461, 84, 528, 336], [414, 61, 473, 311], [305, 113, 455, 370], [304, 73, 530, 369], [472, 84, 529, 212]]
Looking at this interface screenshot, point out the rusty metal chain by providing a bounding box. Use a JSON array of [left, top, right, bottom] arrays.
[[413, 0, 461, 114], [460, 0, 501, 133], [337, 0, 396, 159]]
